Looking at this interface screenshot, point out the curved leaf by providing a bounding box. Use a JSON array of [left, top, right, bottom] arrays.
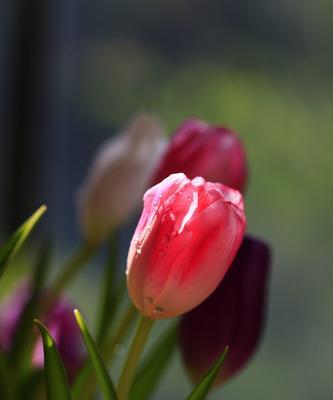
[[10, 241, 52, 367], [186, 347, 228, 400], [74, 309, 117, 400], [34, 319, 71, 400], [0, 205, 47, 278]]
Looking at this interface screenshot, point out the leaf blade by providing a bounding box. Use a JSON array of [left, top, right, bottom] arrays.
[[186, 347, 229, 400], [34, 319, 71, 400], [0, 205, 47, 278], [74, 309, 117, 400]]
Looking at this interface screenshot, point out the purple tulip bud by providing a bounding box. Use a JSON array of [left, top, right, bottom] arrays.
[[0, 281, 85, 381], [179, 235, 271, 385], [32, 298, 85, 381]]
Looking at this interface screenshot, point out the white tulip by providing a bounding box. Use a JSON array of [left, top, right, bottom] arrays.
[[78, 113, 167, 244]]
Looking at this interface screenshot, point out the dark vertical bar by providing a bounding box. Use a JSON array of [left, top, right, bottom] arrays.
[[4, 0, 48, 231]]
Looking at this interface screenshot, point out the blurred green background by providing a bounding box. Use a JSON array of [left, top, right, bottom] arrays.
[[1, 0, 333, 398]]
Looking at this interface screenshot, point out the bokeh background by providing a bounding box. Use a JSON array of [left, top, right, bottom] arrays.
[[1, 0, 333, 399]]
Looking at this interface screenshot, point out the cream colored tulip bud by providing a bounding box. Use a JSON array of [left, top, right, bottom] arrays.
[[78, 113, 167, 245]]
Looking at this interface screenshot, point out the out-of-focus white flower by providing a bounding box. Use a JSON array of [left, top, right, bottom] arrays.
[[78, 113, 167, 245]]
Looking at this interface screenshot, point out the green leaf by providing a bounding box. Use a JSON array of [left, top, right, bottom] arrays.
[[186, 347, 229, 400], [10, 241, 52, 367], [34, 319, 71, 400], [130, 324, 177, 400], [0, 351, 14, 400], [0, 205, 47, 278], [73, 309, 117, 400]]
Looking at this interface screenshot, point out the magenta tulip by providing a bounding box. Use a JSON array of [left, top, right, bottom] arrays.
[[151, 118, 248, 192], [127, 173, 246, 319], [0, 282, 85, 381], [179, 235, 271, 384], [32, 298, 85, 381]]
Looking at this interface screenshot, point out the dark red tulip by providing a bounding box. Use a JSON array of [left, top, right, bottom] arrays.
[[179, 235, 271, 384], [151, 118, 248, 193]]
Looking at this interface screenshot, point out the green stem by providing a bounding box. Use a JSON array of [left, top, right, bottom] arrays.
[[117, 315, 154, 400], [96, 234, 118, 345], [42, 243, 97, 312], [104, 302, 137, 360]]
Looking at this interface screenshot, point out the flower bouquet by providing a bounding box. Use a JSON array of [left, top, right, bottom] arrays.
[[0, 115, 271, 399]]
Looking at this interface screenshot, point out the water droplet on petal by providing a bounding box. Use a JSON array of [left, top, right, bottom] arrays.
[[136, 246, 142, 255], [153, 306, 164, 315], [171, 229, 178, 237], [162, 234, 170, 244], [144, 296, 154, 305], [133, 234, 139, 244]]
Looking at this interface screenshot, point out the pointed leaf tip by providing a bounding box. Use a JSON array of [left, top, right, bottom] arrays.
[[73, 309, 117, 400], [34, 319, 72, 400], [186, 347, 229, 400], [0, 205, 48, 278]]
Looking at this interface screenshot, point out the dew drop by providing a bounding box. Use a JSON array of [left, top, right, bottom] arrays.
[[136, 246, 142, 255], [144, 296, 154, 305], [159, 249, 166, 258], [162, 234, 170, 244], [153, 306, 164, 315], [171, 229, 178, 237], [169, 212, 176, 222]]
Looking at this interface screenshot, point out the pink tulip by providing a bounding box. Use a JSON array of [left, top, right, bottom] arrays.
[[126, 173, 246, 319], [151, 118, 248, 193], [179, 235, 271, 384]]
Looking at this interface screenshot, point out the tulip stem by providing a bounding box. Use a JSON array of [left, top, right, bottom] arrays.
[[43, 243, 97, 312], [117, 315, 154, 400]]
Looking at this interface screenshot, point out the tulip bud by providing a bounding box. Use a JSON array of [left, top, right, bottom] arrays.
[[126, 173, 246, 319], [179, 235, 271, 384], [32, 299, 85, 381], [151, 118, 248, 192], [0, 281, 85, 381], [78, 113, 167, 244]]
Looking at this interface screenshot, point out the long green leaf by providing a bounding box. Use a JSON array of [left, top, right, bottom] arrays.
[[0, 351, 14, 400], [186, 347, 229, 400], [10, 241, 52, 366], [0, 205, 47, 278], [34, 319, 71, 400], [130, 324, 177, 400], [74, 309, 117, 400]]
